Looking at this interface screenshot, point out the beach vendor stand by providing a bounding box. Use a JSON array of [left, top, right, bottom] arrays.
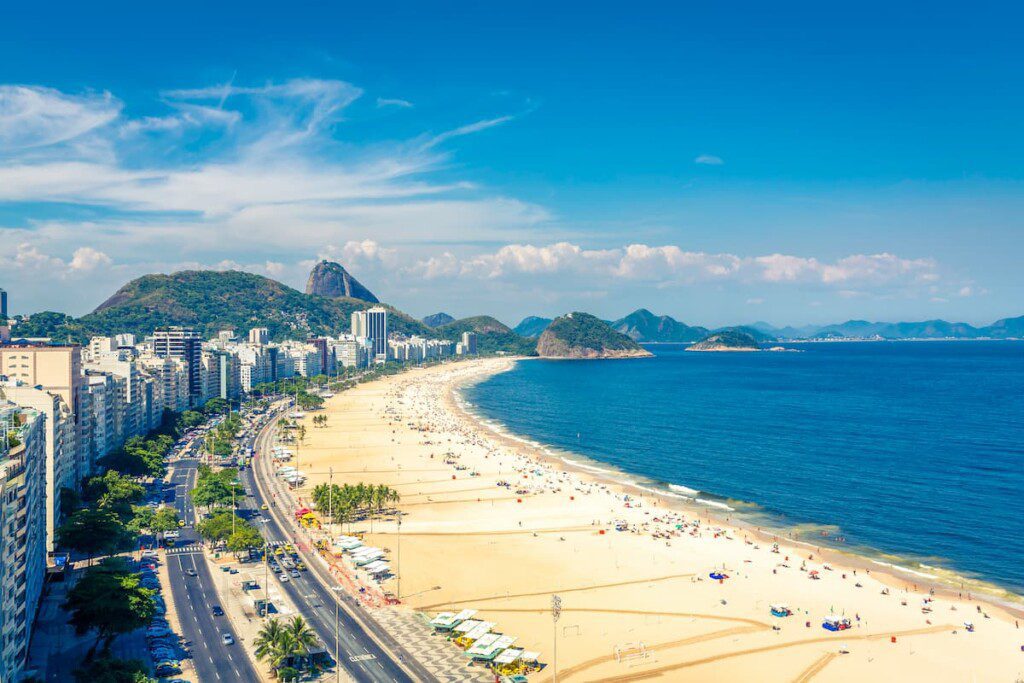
[[492, 647, 525, 676], [469, 634, 517, 663], [709, 570, 729, 581], [465, 633, 501, 660], [519, 651, 542, 674], [430, 609, 478, 633], [770, 604, 792, 617], [454, 621, 496, 649]]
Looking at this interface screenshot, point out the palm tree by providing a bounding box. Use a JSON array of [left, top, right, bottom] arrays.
[[283, 616, 318, 658], [254, 618, 290, 670]]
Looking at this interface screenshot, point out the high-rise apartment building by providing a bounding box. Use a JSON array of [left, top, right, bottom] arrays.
[[351, 310, 367, 338], [152, 327, 202, 405], [366, 307, 388, 360], [0, 288, 7, 320], [248, 327, 269, 345], [0, 402, 46, 680], [461, 332, 478, 355]]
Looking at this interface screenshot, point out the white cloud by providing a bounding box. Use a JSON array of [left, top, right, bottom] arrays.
[[377, 97, 413, 108], [694, 154, 724, 165], [0, 85, 121, 151], [69, 247, 112, 271], [407, 242, 942, 291], [421, 115, 515, 150], [746, 298, 764, 305]]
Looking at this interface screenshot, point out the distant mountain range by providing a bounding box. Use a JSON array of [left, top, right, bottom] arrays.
[[749, 316, 1024, 340], [514, 309, 1024, 343]]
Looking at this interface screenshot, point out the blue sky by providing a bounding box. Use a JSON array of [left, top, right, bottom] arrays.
[[1, 1, 1022, 327]]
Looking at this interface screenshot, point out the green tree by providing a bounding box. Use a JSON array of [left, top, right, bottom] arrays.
[[56, 508, 134, 564], [150, 507, 180, 534], [63, 558, 156, 655], [226, 525, 263, 556], [73, 655, 154, 683], [203, 397, 229, 415], [84, 470, 146, 519]]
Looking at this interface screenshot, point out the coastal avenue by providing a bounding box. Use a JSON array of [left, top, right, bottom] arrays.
[[238, 404, 429, 683], [166, 453, 259, 682]]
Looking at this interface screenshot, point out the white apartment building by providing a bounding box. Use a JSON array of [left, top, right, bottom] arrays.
[[0, 402, 46, 680], [0, 382, 75, 551]]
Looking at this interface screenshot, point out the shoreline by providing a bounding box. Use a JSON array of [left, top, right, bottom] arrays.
[[294, 357, 1024, 682], [451, 358, 1024, 618]]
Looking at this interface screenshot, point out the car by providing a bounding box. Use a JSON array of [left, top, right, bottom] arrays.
[[185, 568, 197, 577], [279, 574, 290, 583], [154, 662, 181, 677], [261, 504, 269, 510], [178, 520, 186, 527], [296, 562, 306, 571], [228, 568, 238, 574], [211, 605, 224, 616], [221, 633, 234, 645], [289, 570, 300, 578]]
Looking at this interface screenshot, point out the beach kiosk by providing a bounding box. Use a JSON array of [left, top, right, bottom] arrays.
[[454, 621, 496, 648], [770, 604, 793, 617], [429, 609, 478, 633], [469, 634, 517, 663], [465, 633, 501, 660], [492, 647, 526, 676]]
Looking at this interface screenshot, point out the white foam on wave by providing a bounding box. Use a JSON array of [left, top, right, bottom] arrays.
[[696, 498, 736, 512], [870, 560, 938, 580], [669, 483, 700, 496], [636, 485, 690, 500], [560, 457, 613, 474]]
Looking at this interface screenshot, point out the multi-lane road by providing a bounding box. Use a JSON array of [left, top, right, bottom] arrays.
[[236, 407, 432, 683], [165, 456, 260, 682]]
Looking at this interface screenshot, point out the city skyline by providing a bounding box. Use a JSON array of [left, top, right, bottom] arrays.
[[3, 2, 1024, 326]]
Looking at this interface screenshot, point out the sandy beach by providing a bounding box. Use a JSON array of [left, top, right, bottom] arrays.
[[290, 358, 1023, 682]]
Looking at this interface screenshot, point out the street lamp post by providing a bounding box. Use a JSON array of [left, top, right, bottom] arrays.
[[396, 514, 402, 600], [331, 585, 344, 682], [552, 594, 562, 683]]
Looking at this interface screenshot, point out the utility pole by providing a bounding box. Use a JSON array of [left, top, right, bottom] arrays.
[[328, 467, 334, 535], [396, 514, 402, 600], [552, 594, 562, 683], [332, 585, 343, 682]]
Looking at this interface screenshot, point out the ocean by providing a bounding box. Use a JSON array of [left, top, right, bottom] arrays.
[[464, 341, 1024, 597]]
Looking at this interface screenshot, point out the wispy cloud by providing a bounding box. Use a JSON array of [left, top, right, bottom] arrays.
[[694, 154, 724, 165], [377, 97, 413, 108], [0, 85, 121, 152], [421, 115, 515, 150]]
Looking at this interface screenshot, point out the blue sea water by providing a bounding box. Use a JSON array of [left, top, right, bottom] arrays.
[[465, 341, 1024, 595]]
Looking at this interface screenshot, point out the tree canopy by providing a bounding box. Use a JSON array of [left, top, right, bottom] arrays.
[[63, 558, 156, 651]]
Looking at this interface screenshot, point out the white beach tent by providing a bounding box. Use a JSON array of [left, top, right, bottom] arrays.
[[465, 633, 501, 657], [493, 647, 524, 666], [452, 619, 482, 634], [363, 561, 390, 575], [353, 550, 385, 566], [469, 634, 517, 661], [430, 609, 477, 631], [462, 622, 496, 643]]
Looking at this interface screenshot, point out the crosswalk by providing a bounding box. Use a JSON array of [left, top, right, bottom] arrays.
[[164, 544, 202, 555]]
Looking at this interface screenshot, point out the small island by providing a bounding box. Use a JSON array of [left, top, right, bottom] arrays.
[[686, 329, 761, 352], [537, 312, 653, 359]]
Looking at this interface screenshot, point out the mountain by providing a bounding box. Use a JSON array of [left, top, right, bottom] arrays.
[[422, 312, 456, 327], [304, 260, 378, 302], [712, 325, 776, 343], [687, 329, 761, 352], [25, 270, 430, 343], [984, 315, 1024, 339], [611, 309, 709, 342], [537, 312, 652, 359], [436, 316, 537, 355], [513, 316, 553, 338]]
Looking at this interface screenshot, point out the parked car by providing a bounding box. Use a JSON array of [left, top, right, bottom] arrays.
[[211, 605, 224, 616], [279, 574, 290, 583], [221, 633, 234, 645]]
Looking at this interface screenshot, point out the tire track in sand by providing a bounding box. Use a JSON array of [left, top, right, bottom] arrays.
[[793, 651, 839, 683], [578, 624, 953, 683]]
